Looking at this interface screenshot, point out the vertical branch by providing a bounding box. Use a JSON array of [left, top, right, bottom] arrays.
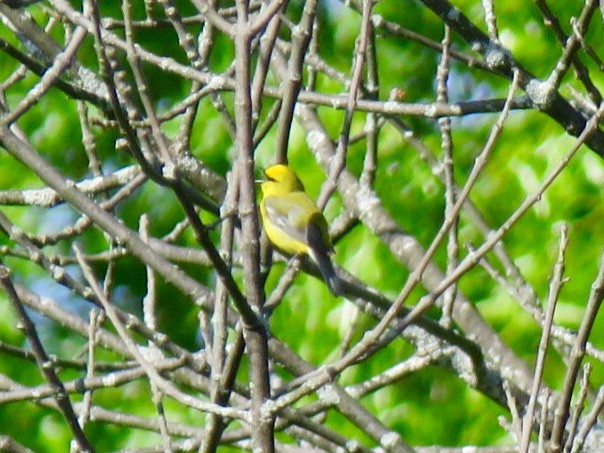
[[140, 214, 158, 331], [538, 389, 551, 452], [250, 4, 282, 124], [359, 13, 378, 189], [564, 364, 591, 452], [436, 25, 457, 327], [572, 384, 604, 452], [122, 0, 172, 164], [550, 246, 604, 451], [274, 0, 318, 163], [76, 309, 101, 431], [77, 101, 102, 176], [317, 0, 374, 210], [200, 168, 240, 453], [520, 224, 569, 453], [139, 214, 172, 452], [481, 0, 499, 39], [234, 1, 274, 451], [159, 0, 206, 150]]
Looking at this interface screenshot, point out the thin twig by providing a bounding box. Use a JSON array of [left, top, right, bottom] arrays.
[[550, 246, 604, 451], [520, 224, 569, 453]]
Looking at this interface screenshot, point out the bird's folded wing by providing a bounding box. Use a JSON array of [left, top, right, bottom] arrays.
[[262, 192, 316, 245]]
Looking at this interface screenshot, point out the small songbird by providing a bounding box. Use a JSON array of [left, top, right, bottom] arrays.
[[259, 164, 342, 296]]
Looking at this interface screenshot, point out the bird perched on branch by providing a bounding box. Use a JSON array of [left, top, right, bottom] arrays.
[[259, 164, 342, 296]]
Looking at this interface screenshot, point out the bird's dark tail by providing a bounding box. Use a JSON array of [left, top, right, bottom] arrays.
[[311, 249, 343, 296], [307, 217, 343, 296]]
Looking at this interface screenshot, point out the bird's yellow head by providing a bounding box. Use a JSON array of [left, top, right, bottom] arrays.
[[261, 164, 305, 196]]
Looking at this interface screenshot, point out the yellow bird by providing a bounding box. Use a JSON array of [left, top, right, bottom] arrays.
[[259, 164, 342, 296]]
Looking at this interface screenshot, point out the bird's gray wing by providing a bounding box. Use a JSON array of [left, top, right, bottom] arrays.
[[262, 192, 315, 245]]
